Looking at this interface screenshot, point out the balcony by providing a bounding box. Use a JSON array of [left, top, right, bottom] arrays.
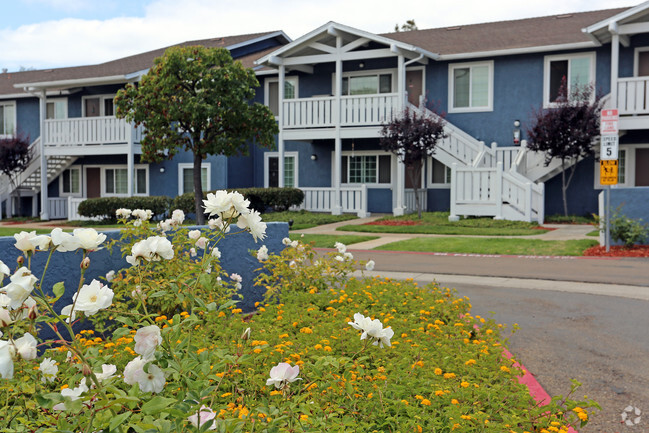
[[282, 93, 400, 129], [43, 116, 144, 154]]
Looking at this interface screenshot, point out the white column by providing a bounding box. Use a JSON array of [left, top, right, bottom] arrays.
[[278, 64, 285, 188], [332, 36, 343, 215], [39, 90, 49, 221], [611, 33, 619, 109], [393, 54, 406, 216], [127, 121, 134, 196]]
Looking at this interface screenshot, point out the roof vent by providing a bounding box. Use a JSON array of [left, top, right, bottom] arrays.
[[446, 26, 462, 31], [556, 14, 573, 19]]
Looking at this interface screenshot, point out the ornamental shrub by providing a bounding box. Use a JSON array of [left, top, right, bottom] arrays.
[[171, 187, 304, 214], [0, 194, 599, 432], [77, 196, 172, 221]]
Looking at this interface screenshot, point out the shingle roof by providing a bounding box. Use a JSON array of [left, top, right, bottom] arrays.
[[382, 8, 630, 57], [0, 31, 285, 95]]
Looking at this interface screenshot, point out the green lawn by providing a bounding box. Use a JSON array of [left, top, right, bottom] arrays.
[[544, 214, 597, 224], [587, 230, 600, 237], [262, 210, 358, 230], [0, 227, 53, 236], [338, 212, 548, 236], [375, 237, 598, 256], [289, 233, 379, 248]]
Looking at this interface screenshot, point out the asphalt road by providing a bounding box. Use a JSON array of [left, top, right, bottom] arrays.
[[347, 250, 649, 432]]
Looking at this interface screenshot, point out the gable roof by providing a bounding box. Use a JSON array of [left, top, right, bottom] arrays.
[[2, 31, 289, 96], [383, 8, 630, 60]]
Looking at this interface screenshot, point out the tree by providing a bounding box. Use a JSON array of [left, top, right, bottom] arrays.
[[380, 107, 446, 218], [0, 135, 32, 216], [394, 20, 418, 32], [526, 81, 603, 216], [115, 46, 278, 224]]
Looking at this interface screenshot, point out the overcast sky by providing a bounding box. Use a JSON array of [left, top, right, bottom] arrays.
[[0, 0, 638, 71]]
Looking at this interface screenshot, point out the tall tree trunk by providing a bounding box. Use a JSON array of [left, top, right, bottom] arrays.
[[407, 160, 423, 219], [561, 160, 568, 217], [193, 152, 205, 225]]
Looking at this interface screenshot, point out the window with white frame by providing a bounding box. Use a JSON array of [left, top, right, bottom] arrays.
[[266, 77, 298, 116], [448, 62, 493, 112], [0, 101, 16, 137], [102, 166, 148, 196], [340, 153, 391, 185], [543, 53, 595, 106], [46, 99, 67, 119], [265, 152, 298, 187], [428, 158, 451, 186], [342, 73, 393, 95], [179, 163, 210, 195], [83, 95, 115, 117], [60, 167, 81, 195]]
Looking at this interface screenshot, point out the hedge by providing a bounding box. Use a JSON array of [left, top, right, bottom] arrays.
[[170, 187, 304, 214], [76, 196, 172, 221]]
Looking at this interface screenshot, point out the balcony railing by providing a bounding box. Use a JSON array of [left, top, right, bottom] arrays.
[[44, 116, 144, 147], [282, 93, 400, 129], [617, 77, 649, 115]]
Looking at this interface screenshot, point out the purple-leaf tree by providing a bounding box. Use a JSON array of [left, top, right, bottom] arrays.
[[0, 134, 32, 216], [380, 107, 446, 219], [526, 80, 603, 216]]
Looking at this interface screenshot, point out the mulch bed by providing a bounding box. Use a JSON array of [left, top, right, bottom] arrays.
[[365, 220, 422, 226], [532, 226, 556, 231], [1, 221, 36, 225], [583, 245, 649, 257]]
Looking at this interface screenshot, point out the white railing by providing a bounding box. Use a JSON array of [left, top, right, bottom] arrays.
[[404, 189, 427, 214], [282, 94, 399, 129], [298, 185, 368, 217], [44, 116, 143, 147], [502, 172, 545, 223], [494, 145, 521, 172], [617, 77, 649, 115], [48, 197, 68, 219]]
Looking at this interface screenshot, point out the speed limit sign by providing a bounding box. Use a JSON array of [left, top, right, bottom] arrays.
[[601, 135, 619, 160]]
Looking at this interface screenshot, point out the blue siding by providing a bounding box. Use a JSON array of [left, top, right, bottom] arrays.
[[427, 189, 451, 212], [544, 156, 599, 216], [368, 189, 392, 213], [16, 98, 40, 141]]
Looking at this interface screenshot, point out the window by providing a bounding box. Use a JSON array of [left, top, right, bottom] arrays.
[[135, 167, 147, 195], [266, 78, 298, 116], [102, 165, 147, 196], [83, 95, 115, 117], [0, 101, 16, 137], [448, 62, 493, 112], [635, 48, 649, 76], [60, 167, 81, 195], [543, 53, 595, 106], [618, 149, 626, 185], [342, 74, 392, 95], [46, 99, 67, 119], [265, 152, 298, 187], [428, 158, 451, 186], [341, 154, 391, 185], [179, 163, 210, 195]]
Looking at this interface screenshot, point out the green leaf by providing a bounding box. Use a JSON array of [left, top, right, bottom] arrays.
[[109, 412, 132, 430], [140, 396, 176, 415], [52, 282, 65, 300]]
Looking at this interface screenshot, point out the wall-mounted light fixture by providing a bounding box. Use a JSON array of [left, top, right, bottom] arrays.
[[310, 154, 318, 161], [513, 120, 521, 145], [160, 167, 165, 173], [359, 62, 365, 69]]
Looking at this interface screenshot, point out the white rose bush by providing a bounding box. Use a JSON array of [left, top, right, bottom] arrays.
[[0, 189, 598, 432]]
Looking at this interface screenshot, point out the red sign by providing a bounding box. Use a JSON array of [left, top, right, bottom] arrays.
[[600, 109, 619, 135]]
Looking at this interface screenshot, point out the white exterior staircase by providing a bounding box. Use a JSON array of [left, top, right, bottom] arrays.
[[0, 137, 77, 219], [410, 103, 549, 223]]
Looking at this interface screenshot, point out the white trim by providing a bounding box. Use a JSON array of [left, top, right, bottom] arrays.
[[81, 94, 116, 117], [447, 60, 494, 113], [634, 47, 649, 76], [264, 151, 299, 187], [264, 76, 299, 117], [333, 150, 393, 187], [542, 52, 596, 108], [426, 157, 452, 189], [133, 165, 149, 196], [0, 100, 16, 138], [178, 162, 211, 196], [100, 164, 149, 197], [16, 75, 128, 91], [438, 42, 598, 61], [583, 2, 649, 35], [58, 166, 82, 197]]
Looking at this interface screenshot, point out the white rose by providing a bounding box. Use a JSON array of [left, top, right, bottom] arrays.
[[134, 325, 162, 360], [72, 228, 106, 252], [188, 230, 201, 240], [72, 280, 113, 316], [14, 333, 37, 360], [39, 357, 58, 383]]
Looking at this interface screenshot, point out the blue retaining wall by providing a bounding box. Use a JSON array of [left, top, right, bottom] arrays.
[[609, 187, 649, 222], [0, 222, 288, 339]]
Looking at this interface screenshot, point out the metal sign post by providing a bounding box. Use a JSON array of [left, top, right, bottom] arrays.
[[600, 109, 619, 254], [606, 186, 611, 253]]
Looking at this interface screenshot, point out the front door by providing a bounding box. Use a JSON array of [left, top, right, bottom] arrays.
[[406, 70, 424, 107], [636, 148, 649, 186], [86, 167, 101, 198]]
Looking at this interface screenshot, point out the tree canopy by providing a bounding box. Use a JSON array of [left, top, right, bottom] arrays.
[[394, 20, 418, 32], [115, 45, 278, 224], [380, 107, 446, 218], [0, 134, 32, 215], [526, 82, 603, 216]]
